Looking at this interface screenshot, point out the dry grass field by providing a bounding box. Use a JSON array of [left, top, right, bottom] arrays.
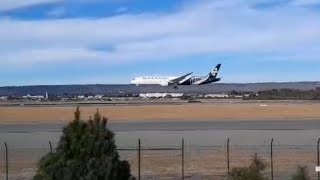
[[1, 146, 317, 179], [1, 102, 320, 124]]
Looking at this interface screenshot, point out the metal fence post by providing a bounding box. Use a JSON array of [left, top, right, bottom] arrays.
[[227, 138, 230, 175], [271, 138, 274, 180], [182, 138, 185, 180], [317, 137, 320, 180], [49, 141, 53, 153], [4, 142, 8, 180], [138, 138, 141, 180]]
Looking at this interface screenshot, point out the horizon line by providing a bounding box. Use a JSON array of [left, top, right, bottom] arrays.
[[1, 81, 320, 88]]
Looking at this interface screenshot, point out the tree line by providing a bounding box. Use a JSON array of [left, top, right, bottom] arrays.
[[245, 88, 320, 100]]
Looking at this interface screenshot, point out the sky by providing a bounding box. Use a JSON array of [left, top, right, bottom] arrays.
[[0, 0, 320, 86]]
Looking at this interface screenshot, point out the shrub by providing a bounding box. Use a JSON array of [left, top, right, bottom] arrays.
[[33, 107, 135, 180], [228, 153, 268, 180], [291, 165, 310, 180]]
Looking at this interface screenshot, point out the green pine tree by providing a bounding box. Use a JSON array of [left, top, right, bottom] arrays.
[[33, 106, 135, 180]]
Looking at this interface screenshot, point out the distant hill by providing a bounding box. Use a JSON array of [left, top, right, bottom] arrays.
[[0, 82, 320, 97]]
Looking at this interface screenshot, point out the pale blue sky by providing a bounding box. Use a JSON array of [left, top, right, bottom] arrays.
[[0, 0, 320, 86]]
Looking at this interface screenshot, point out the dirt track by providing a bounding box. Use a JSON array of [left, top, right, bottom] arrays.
[[1, 102, 320, 124]]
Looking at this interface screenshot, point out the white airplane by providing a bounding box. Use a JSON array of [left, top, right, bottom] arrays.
[[130, 64, 222, 88], [130, 73, 193, 87]]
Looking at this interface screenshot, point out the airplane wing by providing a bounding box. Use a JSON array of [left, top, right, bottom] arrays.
[[170, 72, 193, 84]]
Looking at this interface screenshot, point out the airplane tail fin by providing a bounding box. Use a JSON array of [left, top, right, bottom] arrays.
[[209, 64, 221, 78]]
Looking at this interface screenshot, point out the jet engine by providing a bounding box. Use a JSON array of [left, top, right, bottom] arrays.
[[160, 81, 169, 86]]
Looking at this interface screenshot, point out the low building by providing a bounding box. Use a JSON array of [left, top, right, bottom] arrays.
[[77, 95, 85, 100], [139, 93, 184, 98], [204, 94, 229, 98], [95, 95, 103, 99], [87, 96, 94, 99], [0, 96, 8, 100], [22, 94, 45, 100]]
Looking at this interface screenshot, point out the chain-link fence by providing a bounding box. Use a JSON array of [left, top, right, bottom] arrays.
[[1, 138, 320, 180]]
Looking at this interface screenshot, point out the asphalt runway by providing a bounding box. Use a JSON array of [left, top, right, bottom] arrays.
[[0, 120, 320, 149], [1, 120, 320, 133], [1, 99, 319, 108]]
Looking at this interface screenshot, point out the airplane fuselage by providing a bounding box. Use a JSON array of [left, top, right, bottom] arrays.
[[179, 76, 202, 85], [130, 76, 177, 86]]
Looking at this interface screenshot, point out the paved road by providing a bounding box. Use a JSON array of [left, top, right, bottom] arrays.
[[1, 120, 320, 133], [1, 99, 319, 108], [0, 120, 320, 149]]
